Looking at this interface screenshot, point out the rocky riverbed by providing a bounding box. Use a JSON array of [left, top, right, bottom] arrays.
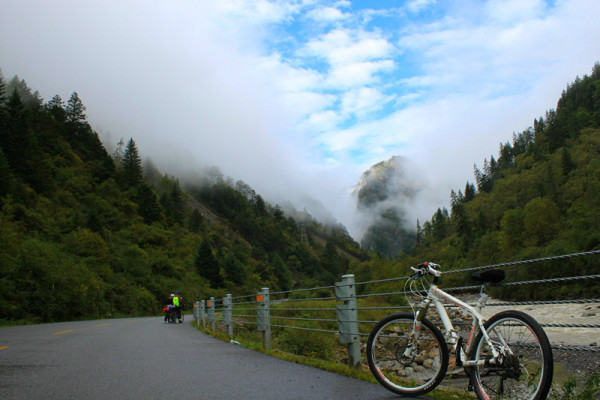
[[481, 299, 600, 348]]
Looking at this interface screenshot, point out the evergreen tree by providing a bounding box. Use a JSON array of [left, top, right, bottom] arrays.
[[169, 181, 184, 225], [134, 183, 163, 224], [0, 69, 6, 102], [0, 70, 6, 122], [113, 137, 125, 164], [0, 146, 14, 197], [1, 89, 28, 173], [65, 92, 86, 124], [195, 240, 223, 288], [45, 95, 66, 121], [464, 182, 476, 202], [160, 179, 185, 226], [121, 137, 143, 187], [223, 254, 245, 285], [430, 207, 449, 241]]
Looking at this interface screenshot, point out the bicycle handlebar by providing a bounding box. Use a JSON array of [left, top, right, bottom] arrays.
[[410, 262, 442, 279]]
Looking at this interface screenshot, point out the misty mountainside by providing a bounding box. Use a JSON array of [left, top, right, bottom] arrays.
[[397, 62, 600, 300], [2, 60, 600, 327], [0, 70, 368, 324], [353, 156, 419, 258]]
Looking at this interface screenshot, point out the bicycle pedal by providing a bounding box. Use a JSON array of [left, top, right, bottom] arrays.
[[455, 337, 463, 367]]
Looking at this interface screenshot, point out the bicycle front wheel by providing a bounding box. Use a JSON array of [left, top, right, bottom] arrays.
[[367, 312, 448, 396], [469, 310, 553, 400]]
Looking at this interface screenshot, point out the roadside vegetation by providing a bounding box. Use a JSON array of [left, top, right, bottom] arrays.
[[2, 62, 600, 324]]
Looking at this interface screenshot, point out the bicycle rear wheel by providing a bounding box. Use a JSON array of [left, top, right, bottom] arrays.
[[367, 312, 448, 396], [469, 310, 553, 400]]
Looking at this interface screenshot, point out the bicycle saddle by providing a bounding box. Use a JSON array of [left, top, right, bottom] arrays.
[[471, 269, 505, 284]]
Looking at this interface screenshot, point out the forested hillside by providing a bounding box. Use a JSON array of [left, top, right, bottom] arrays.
[[0, 71, 367, 324], [398, 62, 600, 299], [2, 61, 599, 324]]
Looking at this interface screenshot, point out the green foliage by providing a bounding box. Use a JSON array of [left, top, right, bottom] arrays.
[[551, 368, 600, 400], [65, 92, 86, 124], [121, 137, 143, 187], [0, 71, 364, 324], [413, 62, 600, 300], [195, 240, 223, 288]]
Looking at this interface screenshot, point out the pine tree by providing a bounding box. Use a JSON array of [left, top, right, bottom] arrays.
[[0, 72, 7, 144], [121, 137, 143, 187], [169, 181, 184, 225], [195, 240, 223, 288], [1, 88, 52, 192], [223, 254, 245, 285], [160, 179, 185, 226], [134, 183, 163, 224], [0, 146, 14, 196], [45, 95, 66, 121], [0, 70, 6, 116], [65, 92, 86, 124], [1, 89, 28, 172]]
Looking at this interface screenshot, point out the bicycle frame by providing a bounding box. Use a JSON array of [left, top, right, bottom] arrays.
[[404, 283, 501, 367]]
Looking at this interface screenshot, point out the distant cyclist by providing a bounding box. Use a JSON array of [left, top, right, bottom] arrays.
[[164, 294, 175, 324], [173, 291, 183, 323]]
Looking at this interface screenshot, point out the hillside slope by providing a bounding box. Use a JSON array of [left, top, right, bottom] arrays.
[[404, 62, 600, 299], [0, 72, 365, 323]]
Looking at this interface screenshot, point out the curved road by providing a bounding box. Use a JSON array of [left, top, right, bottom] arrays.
[[0, 317, 429, 400]]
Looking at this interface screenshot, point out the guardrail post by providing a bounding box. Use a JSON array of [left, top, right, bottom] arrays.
[[208, 297, 216, 331], [335, 274, 361, 369], [200, 300, 206, 328], [256, 287, 271, 350], [193, 301, 199, 324], [223, 294, 233, 338]]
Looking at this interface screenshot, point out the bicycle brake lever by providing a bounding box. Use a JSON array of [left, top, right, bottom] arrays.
[[410, 267, 422, 280]]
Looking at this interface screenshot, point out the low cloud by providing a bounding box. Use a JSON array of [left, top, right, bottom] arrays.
[[1, 0, 599, 241]]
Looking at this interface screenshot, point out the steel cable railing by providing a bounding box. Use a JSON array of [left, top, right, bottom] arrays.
[[194, 250, 600, 369]]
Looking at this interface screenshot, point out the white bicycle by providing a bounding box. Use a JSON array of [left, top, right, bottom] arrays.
[[367, 262, 553, 399]]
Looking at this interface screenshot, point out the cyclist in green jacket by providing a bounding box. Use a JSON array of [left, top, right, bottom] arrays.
[[173, 292, 182, 323]]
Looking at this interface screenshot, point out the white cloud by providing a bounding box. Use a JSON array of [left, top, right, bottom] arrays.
[[484, 0, 545, 24], [1, 0, 600, 239], [407, 0, 437, 14], [340, 87, 394, 117], [327, 60, 395, 88], [303, 29, 393, 65], [307, 6, 348, 22]]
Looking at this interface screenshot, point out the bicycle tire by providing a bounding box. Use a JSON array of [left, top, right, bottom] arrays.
[[469, 310, 553, 400], [367, 312, 449, 396]]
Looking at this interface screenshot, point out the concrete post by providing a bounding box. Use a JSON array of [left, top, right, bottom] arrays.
[[335, 274, 361, 369], [256, 287, 271, 350], [200, 300, 206, 328], [193, 301, 199, 324], [223, 294, 233, 338], [208, 296, 216, 331]]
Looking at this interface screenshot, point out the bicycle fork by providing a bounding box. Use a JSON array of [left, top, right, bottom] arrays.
[[400, 299, 432, 361]]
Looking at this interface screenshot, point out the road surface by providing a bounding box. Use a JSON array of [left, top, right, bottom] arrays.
[[0, 317, 430, 400]]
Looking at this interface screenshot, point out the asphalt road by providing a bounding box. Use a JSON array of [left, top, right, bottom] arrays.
[[0, 317, 431, 400]]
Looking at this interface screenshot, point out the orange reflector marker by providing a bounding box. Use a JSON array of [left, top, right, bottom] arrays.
[[256, 295, 263, 302], [0, 346, 7, 350], [53, 330, 73, 335], [207, 301, 211, 306]]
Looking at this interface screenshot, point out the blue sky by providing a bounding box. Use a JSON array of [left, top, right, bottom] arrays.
[[1, 0, 599, 238]]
